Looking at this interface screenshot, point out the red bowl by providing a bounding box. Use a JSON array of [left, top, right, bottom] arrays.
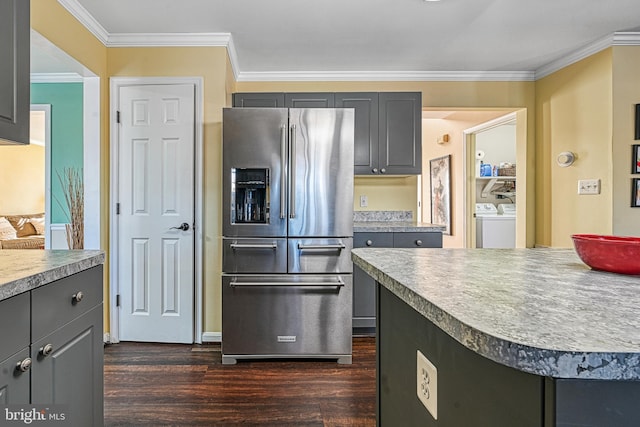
[[571, 234, 640, 275]]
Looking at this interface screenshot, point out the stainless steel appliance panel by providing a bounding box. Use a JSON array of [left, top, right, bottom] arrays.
[[222, 275, 352, 363], [287, 108, 354, 238], [288, 237, 353, 274], [223, 108, 288, 237], [222, 238, 287, 274]]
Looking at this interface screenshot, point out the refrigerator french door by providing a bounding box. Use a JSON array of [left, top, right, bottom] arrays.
[[222, 107, 354, 364]]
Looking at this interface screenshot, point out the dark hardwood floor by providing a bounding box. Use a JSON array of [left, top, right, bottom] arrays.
[[104, 337, 376, 426]]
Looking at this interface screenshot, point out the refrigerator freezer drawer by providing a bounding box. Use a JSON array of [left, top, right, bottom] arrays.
[[221, 275, 352, 363], [288, 238, 353, 274], [223, 238, 287, 274]]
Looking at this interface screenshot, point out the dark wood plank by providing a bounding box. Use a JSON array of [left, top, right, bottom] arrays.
[[104, 337, 376, 426]]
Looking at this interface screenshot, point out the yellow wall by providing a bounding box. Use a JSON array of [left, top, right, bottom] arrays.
[[31, 0, 110, 327], [0, 144, 45, 214], [107, 46, 229, 333], [237, 80, 537, 250], [612, 46, 640, 237], [353, 176, 418, 215], [535, 49, 613, 247], [29, 0, 640, 340]]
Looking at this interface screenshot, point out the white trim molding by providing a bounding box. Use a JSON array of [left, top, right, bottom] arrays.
[[202, 332, 222, 343], [236, 70, 536, 82], [535, 32, 640, 80], [109, 76, 205, 345], [57, 0, 109, 44]]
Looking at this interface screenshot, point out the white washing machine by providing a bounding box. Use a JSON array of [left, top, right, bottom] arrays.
[[475, 203, 515, 248]]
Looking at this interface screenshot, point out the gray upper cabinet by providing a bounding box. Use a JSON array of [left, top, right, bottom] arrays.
[[378, 92, 422, 175], [231, 91, 422, 175], [285, 92, 335, 108], [336, 93, 379, 175], [0, 0, 30, 145], [232, 93, 285, 107]]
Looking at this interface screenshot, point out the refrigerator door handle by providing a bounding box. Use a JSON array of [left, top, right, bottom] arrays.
[[297, 243, 346, 251], [230, 243, 277, 250], [280, 124, 287, 219], [229, 278, 345, 288], [289, 124, 296, 219]]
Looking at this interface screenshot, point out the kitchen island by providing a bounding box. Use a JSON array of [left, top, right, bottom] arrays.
[[351, 248, 640, 427], [0, 250, 104, 426]]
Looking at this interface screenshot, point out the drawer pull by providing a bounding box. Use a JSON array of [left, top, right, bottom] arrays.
[[297, 243, 346, 251], [366, 240, 373, 246], [40, 344, 54, 357], [416, 240, 423, 246], [72, 291, 84, 304], [16, 357, 32, 373]]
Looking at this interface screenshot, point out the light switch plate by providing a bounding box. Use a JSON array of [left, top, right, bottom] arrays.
[[578, 179, 600, 195], [359, 195, 368, 207], [417, 350, 438, 420]]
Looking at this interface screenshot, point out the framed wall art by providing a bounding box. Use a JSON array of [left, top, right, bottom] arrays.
[[636, 104, 640, 140], [632, 178, 640, 207], [429, 155, 451, 235], [633, 144, 640, 174]]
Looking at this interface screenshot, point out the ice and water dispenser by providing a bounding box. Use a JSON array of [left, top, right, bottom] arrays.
[[231, 168, 269, 224]]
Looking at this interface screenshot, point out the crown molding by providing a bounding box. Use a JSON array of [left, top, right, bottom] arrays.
[[612, 31, 640, 45], [30, 73, 84, 83], [535, 32, 640, 80], [57, 0, 109, 44], [236, 70, 535, 82], [106, 32, 232, 47], [53, 2, 640, 82]]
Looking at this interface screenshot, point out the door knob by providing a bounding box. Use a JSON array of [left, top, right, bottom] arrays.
[[171, 223, 190, 231]]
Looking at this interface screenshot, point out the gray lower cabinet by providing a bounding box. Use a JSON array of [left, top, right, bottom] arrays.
[[353, 231, 442, 335], [0, 292, 31, 404], [0, 266, 103, 424], [0, 0, 30, 145]]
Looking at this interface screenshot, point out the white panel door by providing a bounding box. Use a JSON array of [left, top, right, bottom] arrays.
[[118, 84, 194, 343]]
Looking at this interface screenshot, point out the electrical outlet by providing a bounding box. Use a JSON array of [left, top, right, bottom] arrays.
[[359, 195, 368, 207], [577, 179, 601, 195], [417, 350, 438, 420]]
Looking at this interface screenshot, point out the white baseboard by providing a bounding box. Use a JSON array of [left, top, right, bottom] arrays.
[[202, 332, 221, 343], [49, 223, 69, 249]]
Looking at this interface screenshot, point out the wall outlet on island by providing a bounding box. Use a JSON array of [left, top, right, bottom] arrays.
[[417, 350, 438, 420], [359, 195, 368, 207]]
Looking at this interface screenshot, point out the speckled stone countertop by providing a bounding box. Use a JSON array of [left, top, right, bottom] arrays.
[[351, 247, 640, 380], [353, 210, 445, 233], [0, 250, 105, 302]]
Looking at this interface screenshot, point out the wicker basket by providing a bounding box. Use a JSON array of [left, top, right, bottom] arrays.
[[498, 166, 516, 176]]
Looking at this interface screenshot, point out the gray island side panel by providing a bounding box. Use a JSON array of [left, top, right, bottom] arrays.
[[0, 250, 105, 301], [351, 247, 640, 380]]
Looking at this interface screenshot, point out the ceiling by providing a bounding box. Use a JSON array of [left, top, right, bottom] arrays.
[[51, 0, 640, 80]]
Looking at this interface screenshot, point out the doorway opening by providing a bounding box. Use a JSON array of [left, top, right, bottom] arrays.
[[421, 108, 528, 248]]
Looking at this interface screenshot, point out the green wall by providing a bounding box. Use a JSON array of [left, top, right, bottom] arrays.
[[30, 82, 83, 223]]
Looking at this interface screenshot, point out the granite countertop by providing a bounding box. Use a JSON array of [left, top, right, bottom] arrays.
[[351, 247, 640, 380], [353, 210, 445, 233], [0, 250, 105, 302]]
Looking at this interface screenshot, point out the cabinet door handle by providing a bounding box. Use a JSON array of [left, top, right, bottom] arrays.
[[366, 240, 373, 246], [372, 168, 378, 174], [40, 344, 54, 357], [16, 357, 32, 373], [72, 291, 84, 304], [380, 168, 386, 174], [415, 240, 423, 246]]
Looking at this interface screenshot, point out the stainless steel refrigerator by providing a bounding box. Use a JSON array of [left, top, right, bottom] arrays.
[[221, 107, 354, 364]]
